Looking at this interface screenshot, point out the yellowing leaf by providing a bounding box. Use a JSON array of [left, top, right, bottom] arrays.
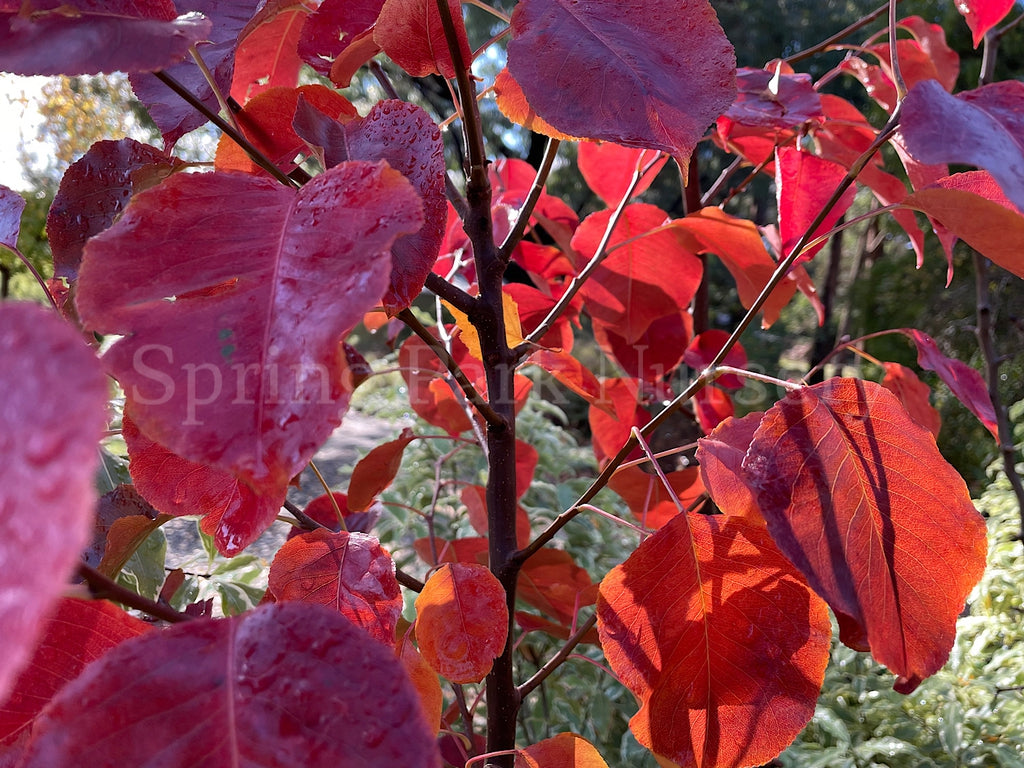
[[444, 292, 527, 361]]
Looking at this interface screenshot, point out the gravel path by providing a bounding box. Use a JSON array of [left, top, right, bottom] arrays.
[[164, 411, 412, 567]]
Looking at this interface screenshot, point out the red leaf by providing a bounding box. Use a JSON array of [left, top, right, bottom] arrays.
[[0, 3, 210, 76], [414, 563, 509, 684], [901, 79, 1024, 213], [743, 379, 988, 692], [461, 485, 532, 549], [956, 0, 1015, 46], [592, 311, 692, 386], [608, 465, 705, 529], [516, 733, 610, 767], [130, 0, 255, 147], [18, 603, 441, 767], [77, 163, 424, 508], [696, 412, 765, 526], [506, 0, 735, 162], [683, 330, 747, 389], [775, 146, 856, 263], [717, 66, 823, 135], [693, 386, 734, 434], [47, 139, 184, 282], [503, 283, 574, 352], [572, 204, 702, 344], [901, 171, 1024, 280], [122, 412, 281, 557], [0, 303, 108, 705], [374, 0, 471, 79], [494, 67, 581, 142], [0, 184, 25, 251], [299, 492, 348, 531], [515, 440, 539, 499], [268, 529, 402, 645], [899, 328, 1000, 439], [399, 331, 475, 435], [518, 549, 598, 627], [588, 378, 650, 466], [293, 99, 447, 314], [412, 537, 488, 567], [231, 0, 311, 103], [298, 0, 384, 75], [215, 84, 357, 175], [672, 207, 797, 327], [597, 512, 831, 768], [0, 599, 149, 747], [578, 142, 667, 208], [490, 158, 580, 246], [348, 428, 417, 512], [881, 363, 942, 438]]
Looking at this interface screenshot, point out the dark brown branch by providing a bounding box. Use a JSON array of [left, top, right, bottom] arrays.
[[425, 272, 477, 315], [397, 308, 505, 428], [78, 562, 192, 624], [153, 71, 297, 188]]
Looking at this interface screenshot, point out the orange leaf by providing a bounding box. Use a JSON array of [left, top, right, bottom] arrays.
[[608, 464, 704, 529], [597, 513, 831, 768], [516, 733, 610, 767], [414, 563, 508, 683], [880, 363, 941, 438], [347, 428, 417, 512], [268, 529, 402, 645], [517, 549, 597, 627], [494, 68, 581, 141], [743, 379, 988, 692], [397, 637, 443, 735], [528, 350, 608, 413], [696, 412, 766, 526]]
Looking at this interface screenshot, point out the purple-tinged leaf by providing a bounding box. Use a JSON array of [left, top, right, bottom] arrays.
[[718, 66, 823, 133], [76, 163, 424, 528], [0, 2, 210, 76], [130, 0, 257, 148], [507, 0, 736, 164], [298, 0, 384, 75], [294, 98, 446, 314], [0, 184, 25, 251], [47, 139, 184, 282], [19, 603, 442, 767], [0, 302, 108, 705], [901, 79, 1024, 213]]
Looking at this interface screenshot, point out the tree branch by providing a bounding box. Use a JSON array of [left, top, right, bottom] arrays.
[[78, 562, 192, 624], [517, 614, 597, 699]]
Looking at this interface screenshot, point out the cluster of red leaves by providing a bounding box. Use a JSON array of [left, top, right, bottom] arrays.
[[0, 0, 1016, 765]]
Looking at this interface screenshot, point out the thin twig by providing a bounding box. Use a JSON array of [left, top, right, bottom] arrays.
[[283, 499, 326, 531], [188, 44, 240, 135], [784, 0, 898, 64], [888, 0, 908, 101], [496, 137, 561, 260], [78, 562, 192, 623], [154, 71, 297, 188], [517, 614, 598, 699], [397, 308, 506, 428]]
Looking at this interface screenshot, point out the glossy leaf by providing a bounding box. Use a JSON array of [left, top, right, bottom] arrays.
[[215, 85, 357, 176], [0, 3, 210, 76], [901, 171, 1024, 280], [743, 379, 988, 692], [231, 0, 310, 103], [578, 142, 667, 208], [298, 0, 384, 75], [899, 328, 1000, 439], [672, 207, 797, 327], [0, 599, 150, 746], [129, 0, 254, 147], [294, 98, 446, 314], [956, 0, 1015, 46], [901, 79, 1024, 213], [375, 0, 471, 79], [348, 428, 417, 512], [77, 163, 424, 517], [18, 603, 441, 767], [506, 0, 736, 162], [122, 413, 281, 557], [597, 512, 831, 768], [572, 204, 702, 344], [47, 139, 184, 282], [516, 733, 610, 768], [0, 303, 107, 706], [881, 362, 941, 438], [696, 412, 765, 525], [414, 563, 508, 684], [0, 184, 25, 251], [268, 529, 402, 644], [775, 146, 856, 264]]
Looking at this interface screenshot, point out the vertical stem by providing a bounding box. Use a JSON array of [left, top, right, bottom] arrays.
[[683, 154, 709, 336]]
